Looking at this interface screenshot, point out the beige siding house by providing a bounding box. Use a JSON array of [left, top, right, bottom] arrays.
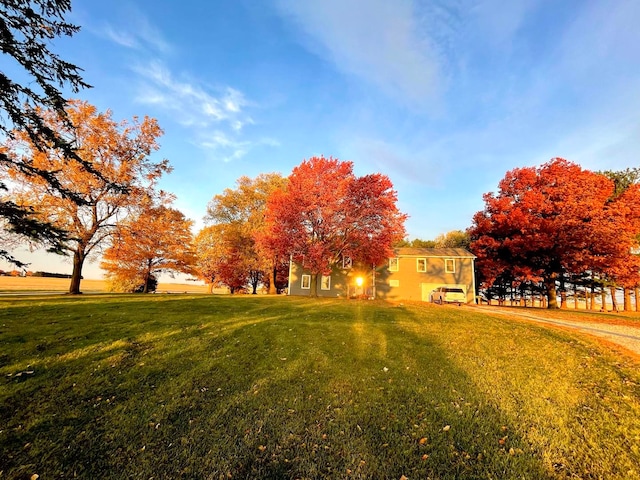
[[288, 248, 476, 303]]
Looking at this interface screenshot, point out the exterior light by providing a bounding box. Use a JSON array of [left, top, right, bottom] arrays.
[[356, 277, 364, 287]]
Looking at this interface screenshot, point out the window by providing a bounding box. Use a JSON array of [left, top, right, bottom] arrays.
[[342, 256, 352, 269], [389, 257, 399, 271], [389, 279, 400, 287], [445, 259, 455, 273], [416, 258, 427, 272], [320, 275, 331, 290], [301, 274, 311, 289]]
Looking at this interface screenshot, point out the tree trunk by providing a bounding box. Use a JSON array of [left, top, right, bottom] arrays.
[[142, 262, 152, 294], [68, 250, 85, 294], [559, 274, 567, 309], [310, 274, 318, 297], [207, 283, 214, 294], [610, 286, 619, 312], [544, 275, 558, 309], [601, 288, 607, 311], [623, 287, 631, 312], [635, 287, 640, 312], [268, 261, 277, 294]]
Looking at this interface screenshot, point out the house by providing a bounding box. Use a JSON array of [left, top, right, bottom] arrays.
[[288, 247, 477, 303]]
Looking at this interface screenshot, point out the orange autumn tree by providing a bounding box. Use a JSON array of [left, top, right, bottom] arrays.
[[101, 203, 196, 292], [2, 99, 170, 294], [193, 225, 223, 293], [260, 156, 407, 296], [469, 158, 640, 309]]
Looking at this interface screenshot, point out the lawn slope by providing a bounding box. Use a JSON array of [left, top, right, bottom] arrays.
[[1, 295, 639, 479]]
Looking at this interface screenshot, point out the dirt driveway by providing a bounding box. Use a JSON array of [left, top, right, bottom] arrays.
[[473, 305, 640, 358]]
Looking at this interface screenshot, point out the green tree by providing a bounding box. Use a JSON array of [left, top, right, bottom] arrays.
[[600, 168, 640, 198], [394, 238, 435, 248], [433, 230, 471, 249]]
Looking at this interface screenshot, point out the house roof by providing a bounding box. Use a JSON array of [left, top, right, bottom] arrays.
[[393, 247, 476, 258]]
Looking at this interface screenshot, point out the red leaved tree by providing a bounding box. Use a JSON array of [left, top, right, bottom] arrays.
[[260, 156, 407, 296], [193, 224, 252, 294], [469, 158, 640, 308], [604, 183, 640, 309]]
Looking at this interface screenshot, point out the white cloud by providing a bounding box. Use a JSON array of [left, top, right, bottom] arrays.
[[275, 0, 442, 103], [133, 61, 252, 131], [96, 9, 272, 164], [131, 61, 260, 162], [103, 25, 139, 49], [101, 7, 171, 54], [195, 133, 281, 163]]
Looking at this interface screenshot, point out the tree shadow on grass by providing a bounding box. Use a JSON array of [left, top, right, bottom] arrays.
[[1, 297, 557, 479]]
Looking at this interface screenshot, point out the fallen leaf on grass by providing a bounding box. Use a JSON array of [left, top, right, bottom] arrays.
[[443, 425, 451, 432], [419, 437, 428, 445]]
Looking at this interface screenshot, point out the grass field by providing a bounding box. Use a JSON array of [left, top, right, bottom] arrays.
[[1, 295, 639, 479]]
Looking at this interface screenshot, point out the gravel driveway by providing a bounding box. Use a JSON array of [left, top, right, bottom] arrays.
[[476, 306, 640, 357]]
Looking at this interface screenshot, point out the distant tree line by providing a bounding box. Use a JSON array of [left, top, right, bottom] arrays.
[[31, 271, 75, 279], [0, 271, 78, 278]]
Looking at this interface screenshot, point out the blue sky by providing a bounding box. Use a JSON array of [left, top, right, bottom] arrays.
[[8, 0, 640, 278]]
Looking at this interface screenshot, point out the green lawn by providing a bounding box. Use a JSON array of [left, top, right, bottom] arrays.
[[1, 295, 639, 479]]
